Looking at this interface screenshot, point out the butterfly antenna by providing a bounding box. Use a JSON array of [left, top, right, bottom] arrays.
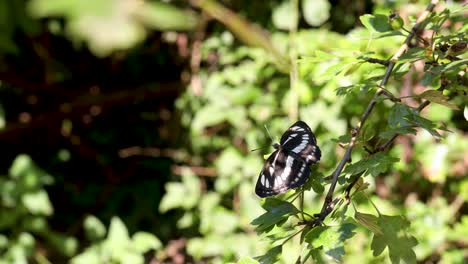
[[250, 124, 274, 152], [250, 146, 267, 152], [264, 124, 274, 142]]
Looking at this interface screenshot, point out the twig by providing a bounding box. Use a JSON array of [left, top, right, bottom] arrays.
[[361, 57, 390, 66], [315, 0, 440, 222]]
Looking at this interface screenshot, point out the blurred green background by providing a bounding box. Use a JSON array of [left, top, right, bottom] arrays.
[[0, 0, 466, 263]]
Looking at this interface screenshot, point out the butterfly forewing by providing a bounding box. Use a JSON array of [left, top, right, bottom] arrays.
[[279, 121, 321, 165], [255, 149, 311, 198], [255, 120, 321, 198]]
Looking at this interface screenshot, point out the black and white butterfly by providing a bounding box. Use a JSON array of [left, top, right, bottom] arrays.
[[255, 121, 321, 198]]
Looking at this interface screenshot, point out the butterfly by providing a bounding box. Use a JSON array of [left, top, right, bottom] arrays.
[[255, 121, 321, 198]]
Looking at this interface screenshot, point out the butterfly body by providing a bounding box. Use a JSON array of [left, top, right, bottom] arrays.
[[255, 121, 321, 198]]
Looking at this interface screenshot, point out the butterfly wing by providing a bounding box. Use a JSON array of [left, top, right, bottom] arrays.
[[279, 121, 321, 165], [255, 149, 311, 198]]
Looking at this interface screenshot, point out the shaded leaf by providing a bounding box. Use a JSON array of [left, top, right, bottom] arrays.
[[343, 153, 399, 177], [255, 245, 282, 264], [305, 223, 357, 261], [388, 104, 442, 138], [251, 198, 299, 233], [371, 215, 418, 264], [83, 215, 106, 241]]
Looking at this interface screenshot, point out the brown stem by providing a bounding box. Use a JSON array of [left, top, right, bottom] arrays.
[[316, 0, 440, 222]]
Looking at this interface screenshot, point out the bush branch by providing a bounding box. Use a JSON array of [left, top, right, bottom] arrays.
[[315, 0, 440, 223]]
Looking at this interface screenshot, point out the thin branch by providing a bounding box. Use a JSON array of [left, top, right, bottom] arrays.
[[361, 57, 390, 66], [315, 0, 440, 222]]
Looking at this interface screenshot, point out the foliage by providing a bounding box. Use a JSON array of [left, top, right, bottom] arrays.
[[0, 0, 466, 264]]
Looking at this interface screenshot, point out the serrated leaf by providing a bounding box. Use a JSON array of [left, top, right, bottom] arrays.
[[398, 47, 427, 63], [354, 212, 383, 235], [388, 104, 442, 138], [303, 171, 324, 194], [418, 90, 459, 110], [251, 198, 299, 233], [380, 126, 417, 139], [305, 223, 356, 261], [343, 153, 399, 177], [255, 245, 282, 264], [302, 0, 330, 26], [371, 215, 418, 264]]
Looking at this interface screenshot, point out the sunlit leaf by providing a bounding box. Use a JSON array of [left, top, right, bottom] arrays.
[[302, 0, 330, 26], [418, 90, 459, 110], [354, 211, 383, 235], [132, 232, 162, 252], [359, 14, 392, 32], [237, 256, 260, 264], [22, 190, 53, 215], [159, 172, 201, 212], [272, 2, 296, 30]]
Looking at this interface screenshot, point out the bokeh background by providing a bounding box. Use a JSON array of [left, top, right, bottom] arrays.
[[0, 0, 466, 263]]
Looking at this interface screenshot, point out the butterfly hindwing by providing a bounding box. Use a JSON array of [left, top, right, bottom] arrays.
[[255, 120, 321, 198], [255, 149, 311, 198], [279, 121, 321, 165]]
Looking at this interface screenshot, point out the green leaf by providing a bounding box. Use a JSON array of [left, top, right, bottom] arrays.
[[134, 1, 197, 31], [398, 47, 427, 63], [380, 126, 417, 139], [9, 154, 33, 179], [83, 215, 106, 241], [237, 256, 260, 264], [418, 90, 459, 110], [159, 171, 200, 212], [255, 245, 282, 264], [305, 223, 357, 261], [303, 170, 325, 194], [251, 198, 300, 233], [371, 215, 418, 264], [21, 190, 53, 215], [107, 217, 130, 243], [132, 232, 162, 252], [192, 104, 227, 133], [388, 104, 442, 138], [272, 2, 296, 30], [359, 14, 392, 32], [70, 250, 100, 264], [343, 153, 399, 177], [302, 0, 330, 26], [354, 211, 383, 235]]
